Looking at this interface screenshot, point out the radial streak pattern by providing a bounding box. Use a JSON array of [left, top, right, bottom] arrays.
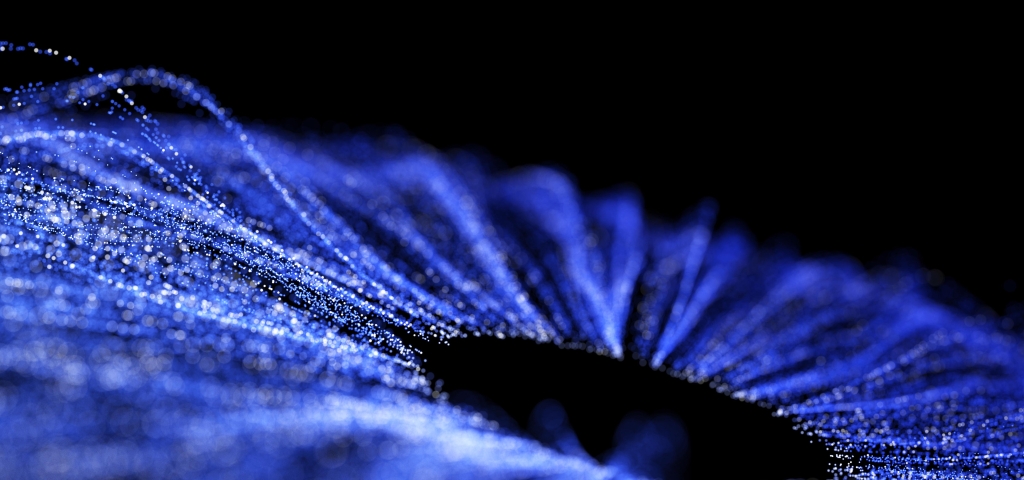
[[1, 45, 1022, 478]]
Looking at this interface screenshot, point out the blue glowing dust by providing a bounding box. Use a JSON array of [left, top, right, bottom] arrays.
[[1, 41, 1023, 479]]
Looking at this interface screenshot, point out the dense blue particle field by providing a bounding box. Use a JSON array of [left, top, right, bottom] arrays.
[[1, 42, 1022, 478]]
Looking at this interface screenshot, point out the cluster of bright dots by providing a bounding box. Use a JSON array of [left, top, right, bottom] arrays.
[[2, 41, 1023, 478]]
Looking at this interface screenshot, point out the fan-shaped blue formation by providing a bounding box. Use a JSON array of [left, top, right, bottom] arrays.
[[1, 41, 1023, 478]]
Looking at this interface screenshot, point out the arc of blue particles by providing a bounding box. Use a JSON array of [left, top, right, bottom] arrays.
[[1, 41, 1023, 479]]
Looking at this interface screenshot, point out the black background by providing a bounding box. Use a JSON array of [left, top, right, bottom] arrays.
[[2, 19, 1015, 478]]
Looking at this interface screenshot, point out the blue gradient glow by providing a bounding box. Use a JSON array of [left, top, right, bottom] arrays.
[[1, 41, 1023, 478]]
